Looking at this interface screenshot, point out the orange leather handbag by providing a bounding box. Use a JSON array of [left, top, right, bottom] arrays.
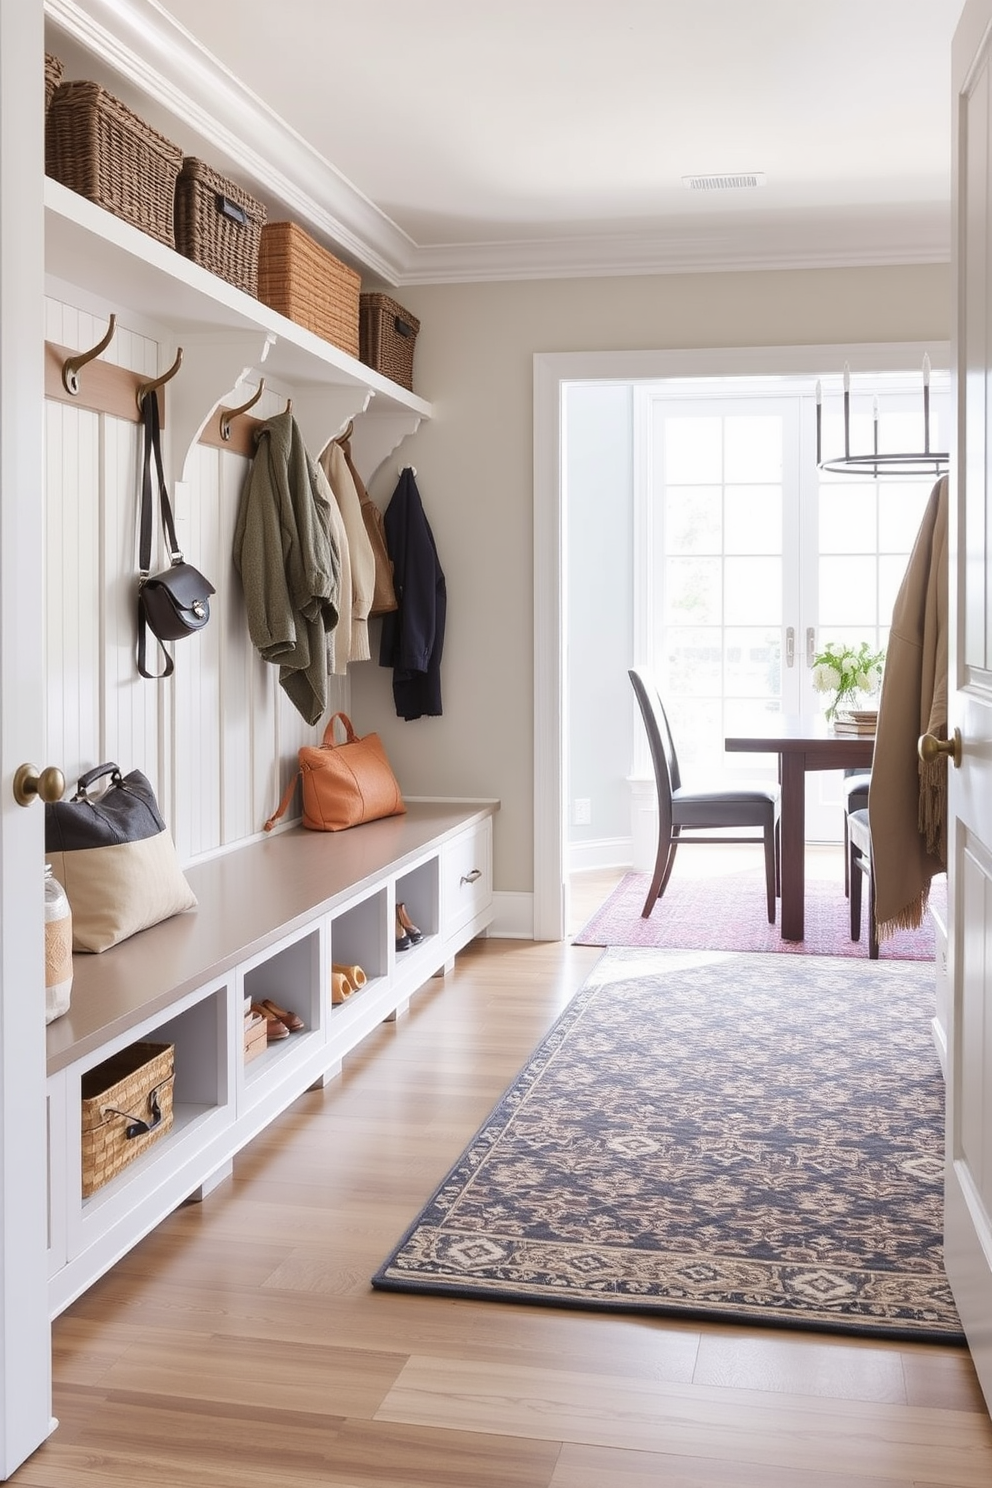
[[264, 712, 405, 833]]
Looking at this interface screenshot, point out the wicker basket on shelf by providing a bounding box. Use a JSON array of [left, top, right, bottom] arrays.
[[80, 1040, 175, 1197], [257, 221, 361, 356], [359, 292, 420, 391], [174, 158, 267, 297], [46, 80, 183, 248], [44, 53, 63, 113]]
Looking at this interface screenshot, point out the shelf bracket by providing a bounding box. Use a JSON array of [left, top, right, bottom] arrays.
[[165, 332, 277, 482], [349, 409, 424, 484], [290, 387, 374, 461]]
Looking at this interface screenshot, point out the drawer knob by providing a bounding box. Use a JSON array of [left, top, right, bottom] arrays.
[[460, 868, 482, 885]]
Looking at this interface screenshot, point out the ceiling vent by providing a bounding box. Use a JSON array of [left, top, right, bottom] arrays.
[[682, 172, 767, 191]]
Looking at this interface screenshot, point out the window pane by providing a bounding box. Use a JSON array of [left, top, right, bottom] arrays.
[[878, 485, 931, 550], [666, 696, 723, 774], [664, 557, 721, 625], [724, 415, 783, 481], [665, 486, 721, 554], [663, 627, 722, 695], [665, 417, 722, 483], [818, 483, 877, 553], [725, 485, 782, 554], [725, 557, 781, 625], [819, 556, 877, 626], [724, 626, 782, 699]]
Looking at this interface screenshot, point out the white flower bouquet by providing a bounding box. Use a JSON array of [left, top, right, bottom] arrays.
[[811, 640, 885, 721]]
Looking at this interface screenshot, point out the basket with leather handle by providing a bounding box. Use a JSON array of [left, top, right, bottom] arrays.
[[264, 712, 405, 832]]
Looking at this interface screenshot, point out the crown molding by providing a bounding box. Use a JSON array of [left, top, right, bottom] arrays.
[[44, 0, 416, 284], [44, 1, 952, 290], [397, 212, 952, 286]]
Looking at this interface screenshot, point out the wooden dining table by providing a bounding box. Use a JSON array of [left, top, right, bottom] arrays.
[[724, 716, 875, 942]]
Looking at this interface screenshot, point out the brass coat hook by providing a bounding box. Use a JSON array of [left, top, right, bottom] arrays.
[[336, 418, 355, 445], [219, 379, 265, 441], [135, 347, 184, 412], [62, 314, 117, 396]]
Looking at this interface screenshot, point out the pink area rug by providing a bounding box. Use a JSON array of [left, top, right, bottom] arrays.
[[573, 869, 942, 960]]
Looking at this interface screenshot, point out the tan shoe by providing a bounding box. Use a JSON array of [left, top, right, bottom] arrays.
[[251, 1002, 289, 1040], [260, 998, 304, 1032]]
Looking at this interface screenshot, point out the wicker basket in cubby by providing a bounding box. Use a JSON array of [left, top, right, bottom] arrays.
[[46, 80, 183, 248], [359, 292, 420, 391], [80, 1040, 175, 1197], [44, 53, 63, 113], [174, 158, 267, 297], [257, 221, 361, 356]]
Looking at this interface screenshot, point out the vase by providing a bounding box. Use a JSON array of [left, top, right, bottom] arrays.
[[825, 689, 873, 723]]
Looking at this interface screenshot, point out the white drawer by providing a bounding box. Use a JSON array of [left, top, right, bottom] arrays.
[[441, 818, 493, 939]]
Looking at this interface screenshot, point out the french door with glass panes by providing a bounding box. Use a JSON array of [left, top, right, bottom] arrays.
[[634, 374, 948, 841]]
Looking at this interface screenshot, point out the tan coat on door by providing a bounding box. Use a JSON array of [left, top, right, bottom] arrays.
[[869, 475, 948, 937]]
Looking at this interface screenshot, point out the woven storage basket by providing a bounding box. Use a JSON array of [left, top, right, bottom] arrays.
[[44, 53, 63, 114], [257, 221, 360, 356], [359, 293, 420, 391], [80, 1040, 175, 1197], [46, 80, 183, 248], [175, 158, 267, 297]]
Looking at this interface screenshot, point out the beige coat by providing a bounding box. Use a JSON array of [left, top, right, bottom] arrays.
[[869, 475, 948, 936], [319, 441, 375, 665]]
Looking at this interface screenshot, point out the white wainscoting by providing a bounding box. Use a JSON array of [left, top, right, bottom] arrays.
[[43, 294, 349, 863]]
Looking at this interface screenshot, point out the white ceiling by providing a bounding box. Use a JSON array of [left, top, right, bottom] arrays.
[[51, 0, 966, 283]]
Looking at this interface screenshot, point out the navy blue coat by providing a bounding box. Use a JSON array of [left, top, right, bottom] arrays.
[[379, 469, 446, 719]]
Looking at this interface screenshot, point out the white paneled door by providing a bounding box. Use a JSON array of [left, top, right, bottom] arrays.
[[945, 0, 992, 1414], [0, 0, 55, 1475]]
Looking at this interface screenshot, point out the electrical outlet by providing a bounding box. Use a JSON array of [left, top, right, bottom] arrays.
[[573, 797, 591, 825]]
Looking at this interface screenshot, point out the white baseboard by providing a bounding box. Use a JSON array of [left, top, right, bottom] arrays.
[[488, 891, 535, 940], [567, 836, 633, 875]]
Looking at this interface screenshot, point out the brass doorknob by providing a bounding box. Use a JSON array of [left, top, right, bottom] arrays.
[[918, 729, 962, 768], [12, 763, 66, 808]]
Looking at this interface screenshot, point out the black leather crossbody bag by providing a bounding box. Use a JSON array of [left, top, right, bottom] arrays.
[[137, 390, 215, 678]]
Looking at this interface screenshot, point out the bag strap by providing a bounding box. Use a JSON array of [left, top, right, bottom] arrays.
[[321, 712, 358, 748], [264, 769, 301, 832], [137, 392, 180, 680], [73, 762, 123, 799]]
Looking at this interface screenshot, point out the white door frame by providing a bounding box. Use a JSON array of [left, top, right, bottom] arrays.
[[533, 340, 950, 941], [0, 0, 55, 1474]]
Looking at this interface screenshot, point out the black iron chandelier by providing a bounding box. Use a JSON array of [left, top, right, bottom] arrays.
[[816, 357, 949, 478]]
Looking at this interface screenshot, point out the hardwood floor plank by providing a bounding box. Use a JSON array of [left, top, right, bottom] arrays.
[[549, 1440, 918, 1488], [97, 1335, 406, 1417], [18, 1386, 561, 1488], [692, 1330, 908, 1403], [376, 1356, 992, 1485]]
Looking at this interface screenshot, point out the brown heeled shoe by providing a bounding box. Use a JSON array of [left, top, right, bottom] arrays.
[[260, 998, 304, 1032]]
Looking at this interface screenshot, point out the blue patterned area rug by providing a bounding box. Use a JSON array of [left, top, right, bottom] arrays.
[[372, 950, 962, 1341]]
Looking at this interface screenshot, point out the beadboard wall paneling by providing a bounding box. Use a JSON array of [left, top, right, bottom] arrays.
[[44, 399, 101, 788], [173, 441, 223, 858], [44, 296, 351, 865]]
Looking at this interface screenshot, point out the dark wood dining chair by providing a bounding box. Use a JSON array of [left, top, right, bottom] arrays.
[[843, 770, 871, 896], [847, 806, 879, 957], [629, 668, 780, 922]]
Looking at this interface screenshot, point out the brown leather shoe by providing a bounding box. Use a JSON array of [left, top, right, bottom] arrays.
[[260, 998, 304, 1032], [251, 1003, 289, 1040]]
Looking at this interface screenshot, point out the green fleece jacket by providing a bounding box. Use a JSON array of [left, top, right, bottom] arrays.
[[233, 409, 340, 724]]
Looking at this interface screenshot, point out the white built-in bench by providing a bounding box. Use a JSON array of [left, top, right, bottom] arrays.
[[45, 799, 497, 1317]]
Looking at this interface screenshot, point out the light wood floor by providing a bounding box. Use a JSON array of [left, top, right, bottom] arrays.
[[15, 858, 992, 1488]]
